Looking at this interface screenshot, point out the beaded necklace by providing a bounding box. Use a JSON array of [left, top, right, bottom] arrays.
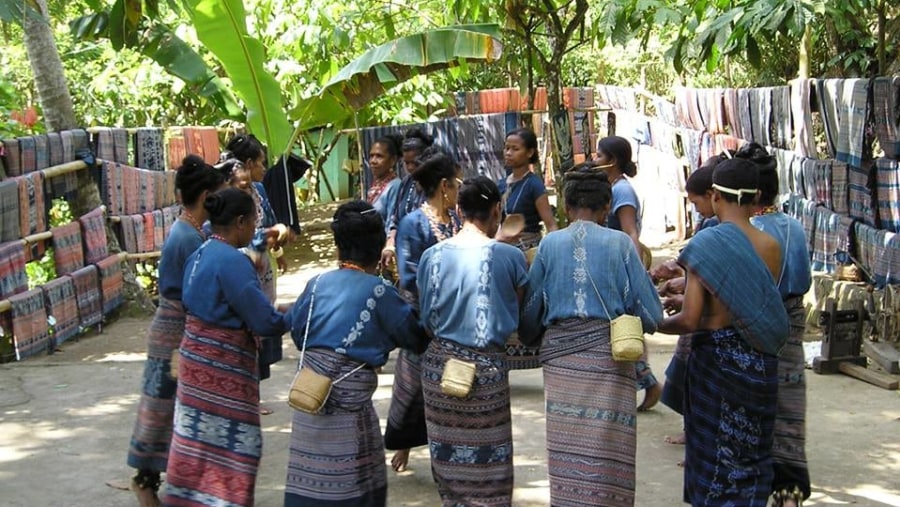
[[209, 233, 227, 243], [180, 209, 204, 234], [339, 261, 368, 273], [755, 205, 779, 216], [420, 202, 459, 242]]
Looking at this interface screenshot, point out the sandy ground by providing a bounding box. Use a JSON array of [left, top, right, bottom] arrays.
[[1, 204, 899, 506]]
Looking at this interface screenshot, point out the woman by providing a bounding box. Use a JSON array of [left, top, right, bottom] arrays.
[[380, 128, 435, 267], [283, 201, 426, 507], [384, 147, 461, 472], [367, 134, 403, 232], [162, 188, 291, 507], [520, 166, 663, 507], [595, 135, 661, 410], [126, 155, 224, 507], [503, 127, 558, 248], [417, 176, 528, 506], [748, 145, 812, 507], [223, 135, 289, 401]]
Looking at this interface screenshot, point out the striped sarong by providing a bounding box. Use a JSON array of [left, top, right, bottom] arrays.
[[152, 210, 165, 251], [771, 86, 792, 149], [0, 179, 21, 243], [47, 132, 63, 167], [94, 128, 115, 162], [817, 79, 843, 159], [684, 328, 778, 507], [384, 349, 428, 450], [2, 139, 21, 177], [10, 288, 50, 360], [134, 127, 165, 171], [167, 137, 186, 172], [800, 159, 817, 201], [814, 160, 833, 208], [872, 76, 900, 159], [661, 332, 695, 416], [142, 212, 155, 252], [791, 79, 816, 158], [118, 215, 138, 253], [96, 254, 124, 315], [422, 338, 512, 507], [874, 231, 900, 288], [19, 136, 36, 174], [284, 349, 385, 507], [831, 161, 850, 215], [0, 241, 27, 299], [42, 276, 79, 346], [848, 162, 876, 226], [855, 222, 880, 282], [542, 318, 636, 507], [112, 128, 130, 163], [811, 206, 839, 273], [876, 158, 900, 232], [163, 316, 260, 507], [772, 297, 810, 500], [79, 207, 109, 264], [51, 222, 84, 276], [34, 134, 49, 171], [70, 264, 102, 328], [17, 171, 46, 238], [836, 79, 870, 168], [127, 297, 186, 473], [133, 213, 147, 253]]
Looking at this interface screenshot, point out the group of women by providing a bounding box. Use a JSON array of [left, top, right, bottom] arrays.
[[124, 125, 809, 507]]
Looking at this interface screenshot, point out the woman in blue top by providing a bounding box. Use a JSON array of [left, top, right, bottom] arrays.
[[417, 176, 528, 507], [127, 155, 224, 506], [519, 167, 662, 507], [366, 134, 403, 234], [503, 128, 558, 249], [284, 201, 426, 507], [596, 135, 661, 410], [385, 147, 461, 472], [163, 188, 292, 507]]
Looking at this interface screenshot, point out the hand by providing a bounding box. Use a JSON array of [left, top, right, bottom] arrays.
[[264, 228, 280, 249], [494, 229, 521, 245], [663, 294, 684, 315], [658, 277, 686, 297], [650, 259, 683, 283], [276, 302, 293, 314], [277, 255, 288, 274], [380, 246, 396, 268]]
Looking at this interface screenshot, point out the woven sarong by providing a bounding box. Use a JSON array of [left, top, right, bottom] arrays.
[[33, 134, 49, 171], [876, 158, 900, 232], [284, 349, 385, 507], [134, 127, 165, 171], [872, 76, 900, 159], [142, 212, 155, 252], [162, 205, 179, 239], [118, 215, 138, 253], [542, 318, 636, 507], [817, 79, 843, 159], [836, 79, 870, 168], [831, 161, 850, 215], [112, 128, 129, 163], [2, 139, 21, 177], [855, 222, 879, 281], [0, 179, 21, 242], [10, 288, 50, 360], [874, 231, 900, 288], [848, 162, 876, 226], [811, 206, 839, 273], [71, 264, 102, 328], [750, 88, 772, 145], [772, 297, 810, 500], [771, 86, 792, 149], [19, 136, 36, 174], [422, 338, 512, 507], [814, 159, 833, 208], [42, 276, 79, 346], [167, 137, 186, 171], [96, 255, 124, 315], [384, 349, 428, 450], [0, 241, 27, 299], [17, 172, 46, 238], [133, 213, 147, 253], [456, 113, 514, 182], [152, 210, 165, 251], [94, 128, 115, 162], [163, 316, 260, 507], [127, 297, 186, 473], [661, 332, 695, 416], [79, 207, 109, 264], [684, 328, 778, 507], [100, 160, 122, 215], [791, 79, 817, 158], [51, 222, 84, 276], [47, 132, 63, 167]]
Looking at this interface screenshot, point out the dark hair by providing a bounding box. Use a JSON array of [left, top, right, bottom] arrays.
[[374, 133, 403, 159], [712, 158, 759, 206], [564, 166, 612, 211], [214, 158, 246, 183], [330, 200, 386, 266], [685, 165, 715, 196], [204, 188, 255, 227], [412, 146, 459, 197], [176, 155, 225, 206], [732, 142, 777, 207], [224, 134, 265, 165], [734, 142, 775, 171], [401, 128, 434, 154], [458, 176, 501, 222], [506, 128, 539, 164], [596, 136, 637, 177]]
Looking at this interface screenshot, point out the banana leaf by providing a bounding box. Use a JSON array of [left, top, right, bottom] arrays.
[[289, 24, 504, 132], [186, 0, 293, 154]]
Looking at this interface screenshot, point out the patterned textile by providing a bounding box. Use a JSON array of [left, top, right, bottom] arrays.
[[167, 136, 186, 171], [772, 297, 810, 500], [127, 297, 186, 473], [284, 349, 386, 507], [874, 231, 900, 288], [358, 119, 458, 187], [876, 158, 900, 232], [831, 161, 850, 215], [383, 349, 428, 450], [750, 87, 773, 146], [814, 159, 833, 207], [681, 128, 702, 172], [162, 316, 261, 507], [738, 89, 754, 144], [422, 338, 512, 507], [457, 113, 519, 182], [2, 138, 21, 177], [684, 328, 778, 506], [542, 318, 636, 507], [661, 332, 695, 416], [51, 222, 84, 276], [112, 128, 130, 163], [771, 86, 792, 149], [479, 88, 511, 114], [10, 288, 50, 360], [772, 149, 796, 204], [96, 254, 124, 315], [33, 134, 49, 171], [17, 172, 47, 240], [182, 127, 220, 164], [791, 79, 817, 158], [79, 207, 109, 264], [42, 276, 79, 347], [836, 79, 870, 168], [0, 241, 28, 299], [0, 179, 20, 242], [162, 205, 180, 238], [134, 213, 148, 253], [100, 160, 121, 214], [47, 133, 63, 167], [60, 130, 74, 162], [835, 215, 855, 262], [152, 210, 165, 251], [811, 206, 840, 273], [848, 162, 876, 226], [18, 136, 37, 174], [118, 215, 139, 254], [71, 264, 102, 328], [94, 128, 115, 162], [816, 79, 843, 159], [723, 88, 740, 138], [142, 212, 155, 252], [674, 88, 693, 128], [855, 222, 880, 280], [872, 76, 900, 159], [134, 127, 165, 171]]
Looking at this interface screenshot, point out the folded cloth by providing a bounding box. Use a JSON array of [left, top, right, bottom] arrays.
[[17, 172, 47, 244], [134, 127, 165, 171], [771, 86, 792, 149], [96, 254, 124, 315], [79, 207, 109, 264], [0, 179, 20, 243], [33, 135, 49, 171], [831, 161, 850, 215], [71, 264, 102, 328], [142, 212, 155, 252], [133, 213, 147, 253], [872, 77, 900, 159], [791, 79, 816, 158], [112, 128, 130, 164], [94, 128, 116, 162], [18, 136, 37, 174], [836, 78, 871, 168], [42, 276, 80, 346], [2, 139, 21, 177], [152, 210, 165, 251], [811, 206, 840, 273], [51, 222, 85, 276], [47, 133, 63, 167], [817, 79, 843, 159], [855, 222, 879, 280], [10, 288, 50, 360], [876, 158, 900, 233], [0, 241, 28, 299], [118, 215, 138, 254]]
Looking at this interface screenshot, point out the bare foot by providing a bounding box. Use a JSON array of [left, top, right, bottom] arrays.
[[260, 407, 274, 415], [664, 432, 686, 445], [677, 460, 684, 468], [131, 481, 161, 507], [637, 383, 662, 411], [782, 501, 798, 507], [391, 449, 410, 472]]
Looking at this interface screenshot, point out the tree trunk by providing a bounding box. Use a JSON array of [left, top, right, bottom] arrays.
[[22, 0, 77, 132], [798, 25, 811, 79]]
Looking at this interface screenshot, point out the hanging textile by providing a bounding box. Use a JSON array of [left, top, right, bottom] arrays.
[[0, 179, 20, 243], [2, 139, 21, 177], [71, 264, 102, 328], [791, 79, 816, 158], [10, 288, 50, 360], [872, 76, 900, 160], [42, 276, 80, 346], [876, 158, 900, 233], [0, 241, 28, 299], [51, 222, 85, 276], [96, 254, 124, 315], [79, 207, 109, 265], [134, 127, 165, 171]]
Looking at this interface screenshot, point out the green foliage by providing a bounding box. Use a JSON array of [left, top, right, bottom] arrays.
[[133, 260, 158, 295], [25, 198, 74, 290]]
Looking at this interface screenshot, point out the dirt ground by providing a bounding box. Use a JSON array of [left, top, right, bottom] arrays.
[[1, 202, 899, 506]]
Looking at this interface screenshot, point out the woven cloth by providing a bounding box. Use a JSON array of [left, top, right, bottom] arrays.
[[836, 78, 871, 168], [118, 215, 138, 253], [2, 139, 21, 177], [0, 179, 20, 242], [42, 276, 80, 346], [95, 254, 124, 315], [848, 162, 876, 226], [876, 158, 900, 232], [17, 172, 46, 239], [10, 288, 50, 360], [750, 87, 773, 146], [811, 206, 840, 273], [79, 207, 109, 264], [872, 77, 900, 159], [112, 128, 129, 163], [94, 128, 116, 162], [47, 133, 63, 167], [182, 127, 220, 164], [816, 79, 843, 159], [33, 135, 49, 171], [873, 231, 900, 288], [133, 214, 147, 253], [831, 161, 850, 215], [134, 127, 165, 171], [71, 264, 102, 328], [162, 205, 179, 239], [791, 79, 817, 158], [166, 136, 186, 171], [18, 136, 36, 174], [0, 241, 28, 299], [51, 222, 85, 276], [771, 86, 792, 149], [142, 212, 155, 252], [152, 210, 165, 251]]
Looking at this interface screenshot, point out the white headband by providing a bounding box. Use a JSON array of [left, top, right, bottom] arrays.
[[712, 183, 757, 199]]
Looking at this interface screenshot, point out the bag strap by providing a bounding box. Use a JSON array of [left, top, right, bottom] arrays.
[[776, 218, 789, 290]]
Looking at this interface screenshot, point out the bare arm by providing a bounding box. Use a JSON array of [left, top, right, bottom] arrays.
[[658, 271, 705, 335], [617, 205, 641, 252], [535, 194, 558, 232]]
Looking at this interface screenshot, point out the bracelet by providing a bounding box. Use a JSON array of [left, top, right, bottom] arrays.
[[271, 247, 284, 259], [382, 245, 396, 254]]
